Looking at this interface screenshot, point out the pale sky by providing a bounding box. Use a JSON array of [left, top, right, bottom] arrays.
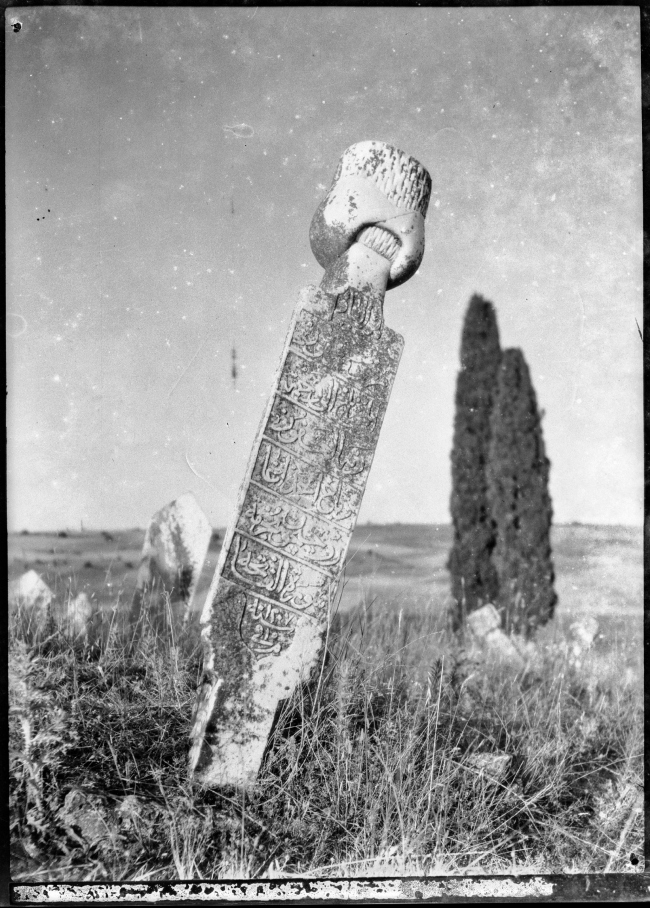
[[6, 6, 642, 531]]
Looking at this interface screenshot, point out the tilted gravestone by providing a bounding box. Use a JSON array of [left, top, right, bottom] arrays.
[[130, 492, 212, 632], [66, 591, 94, 641], [189, 141, 431, 789]]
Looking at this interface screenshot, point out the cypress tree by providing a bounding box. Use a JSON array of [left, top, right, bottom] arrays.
[[448, 294, 502, 626], [486, 348, 557, 637]]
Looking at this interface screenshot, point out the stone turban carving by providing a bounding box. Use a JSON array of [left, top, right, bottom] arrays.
[[309, 140, 432, 289]]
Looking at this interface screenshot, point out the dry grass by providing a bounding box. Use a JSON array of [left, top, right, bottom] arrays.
[[8, 577, 643, 881]]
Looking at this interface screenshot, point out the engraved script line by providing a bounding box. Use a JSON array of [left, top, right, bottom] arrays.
[[242, 496, 344, 562], [289, 338, 389, 387], [230, 534, 291, 595], [235, 528, 339, 579], [260, 433, 369, 489], [227, 578, 319, 621], [275, 390, 381, 437], [249, 478, 349, 532]]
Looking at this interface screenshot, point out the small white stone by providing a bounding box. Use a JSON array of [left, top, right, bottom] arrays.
[[570, 616, 598, 651], [467, 752, 512, 783], [467, 603, 501, 638], [9, 570, 53, 628], [484, 629, 525, 669], [67, 592, 94, 639], [567, 617, 599, 666]]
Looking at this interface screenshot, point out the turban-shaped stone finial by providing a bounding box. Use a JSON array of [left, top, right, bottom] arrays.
[[309, 141, 432, 289]]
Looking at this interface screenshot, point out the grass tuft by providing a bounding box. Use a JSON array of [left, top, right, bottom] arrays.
[[9, 586, 643, 880]]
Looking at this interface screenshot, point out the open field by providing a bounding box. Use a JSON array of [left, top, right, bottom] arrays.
[[8, 523, 643, 880], [8, 522, 643, 676]]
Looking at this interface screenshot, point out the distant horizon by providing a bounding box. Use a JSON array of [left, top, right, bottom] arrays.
[[8, 519, 643, 536]]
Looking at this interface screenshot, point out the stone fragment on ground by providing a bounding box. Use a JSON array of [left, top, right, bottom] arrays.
[[9, 570, 53, 630], [59, 791, 165, 851], [466, 604, 525, 670], [115, 794, 163, 834], [59, 790, 112, 848], [130, 492, 212, 631], [467, 752, 512, 784]]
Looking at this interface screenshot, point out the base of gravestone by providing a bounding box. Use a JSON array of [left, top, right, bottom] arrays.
[[191, 583, 328, 789], [259, 611, 344, 760]]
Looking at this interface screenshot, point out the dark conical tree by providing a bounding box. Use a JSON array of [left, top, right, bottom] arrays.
[[486, 348, 557, 637], [448, 294, 502, 627]]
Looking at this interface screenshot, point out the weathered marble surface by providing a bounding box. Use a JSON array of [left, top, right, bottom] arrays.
[[310, 140, 430, 289], [130, 492, 211, 632], [190, 142, 431, 789]]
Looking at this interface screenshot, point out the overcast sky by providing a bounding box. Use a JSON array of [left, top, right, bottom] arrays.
[[6, 6, 642, 532]]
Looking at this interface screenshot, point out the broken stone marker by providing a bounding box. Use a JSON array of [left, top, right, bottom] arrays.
[[9, 570, 53, 631], [130, 492, 212, 631], [466, 603, 525, 670], [189, 141, 431, 788]]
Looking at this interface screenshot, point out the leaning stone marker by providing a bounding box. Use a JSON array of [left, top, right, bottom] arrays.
[[130, 492, 212, 631], [189, 141, 431, 789]]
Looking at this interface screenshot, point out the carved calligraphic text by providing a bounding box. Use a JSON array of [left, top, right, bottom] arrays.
[[189, 141, 430, 790], [189, 286, 403, 787]]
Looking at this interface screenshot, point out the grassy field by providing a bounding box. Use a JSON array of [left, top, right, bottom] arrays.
[[8, 523, 644, 880]]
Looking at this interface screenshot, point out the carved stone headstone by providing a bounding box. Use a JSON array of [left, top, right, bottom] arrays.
[[9, 570, 53, 631], [130, 492, 212, 632], [189, 141, 431, 789]]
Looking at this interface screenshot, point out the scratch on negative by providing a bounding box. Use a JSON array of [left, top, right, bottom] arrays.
[[185, 452, 214, 488], [167, 337, 209, 401]]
